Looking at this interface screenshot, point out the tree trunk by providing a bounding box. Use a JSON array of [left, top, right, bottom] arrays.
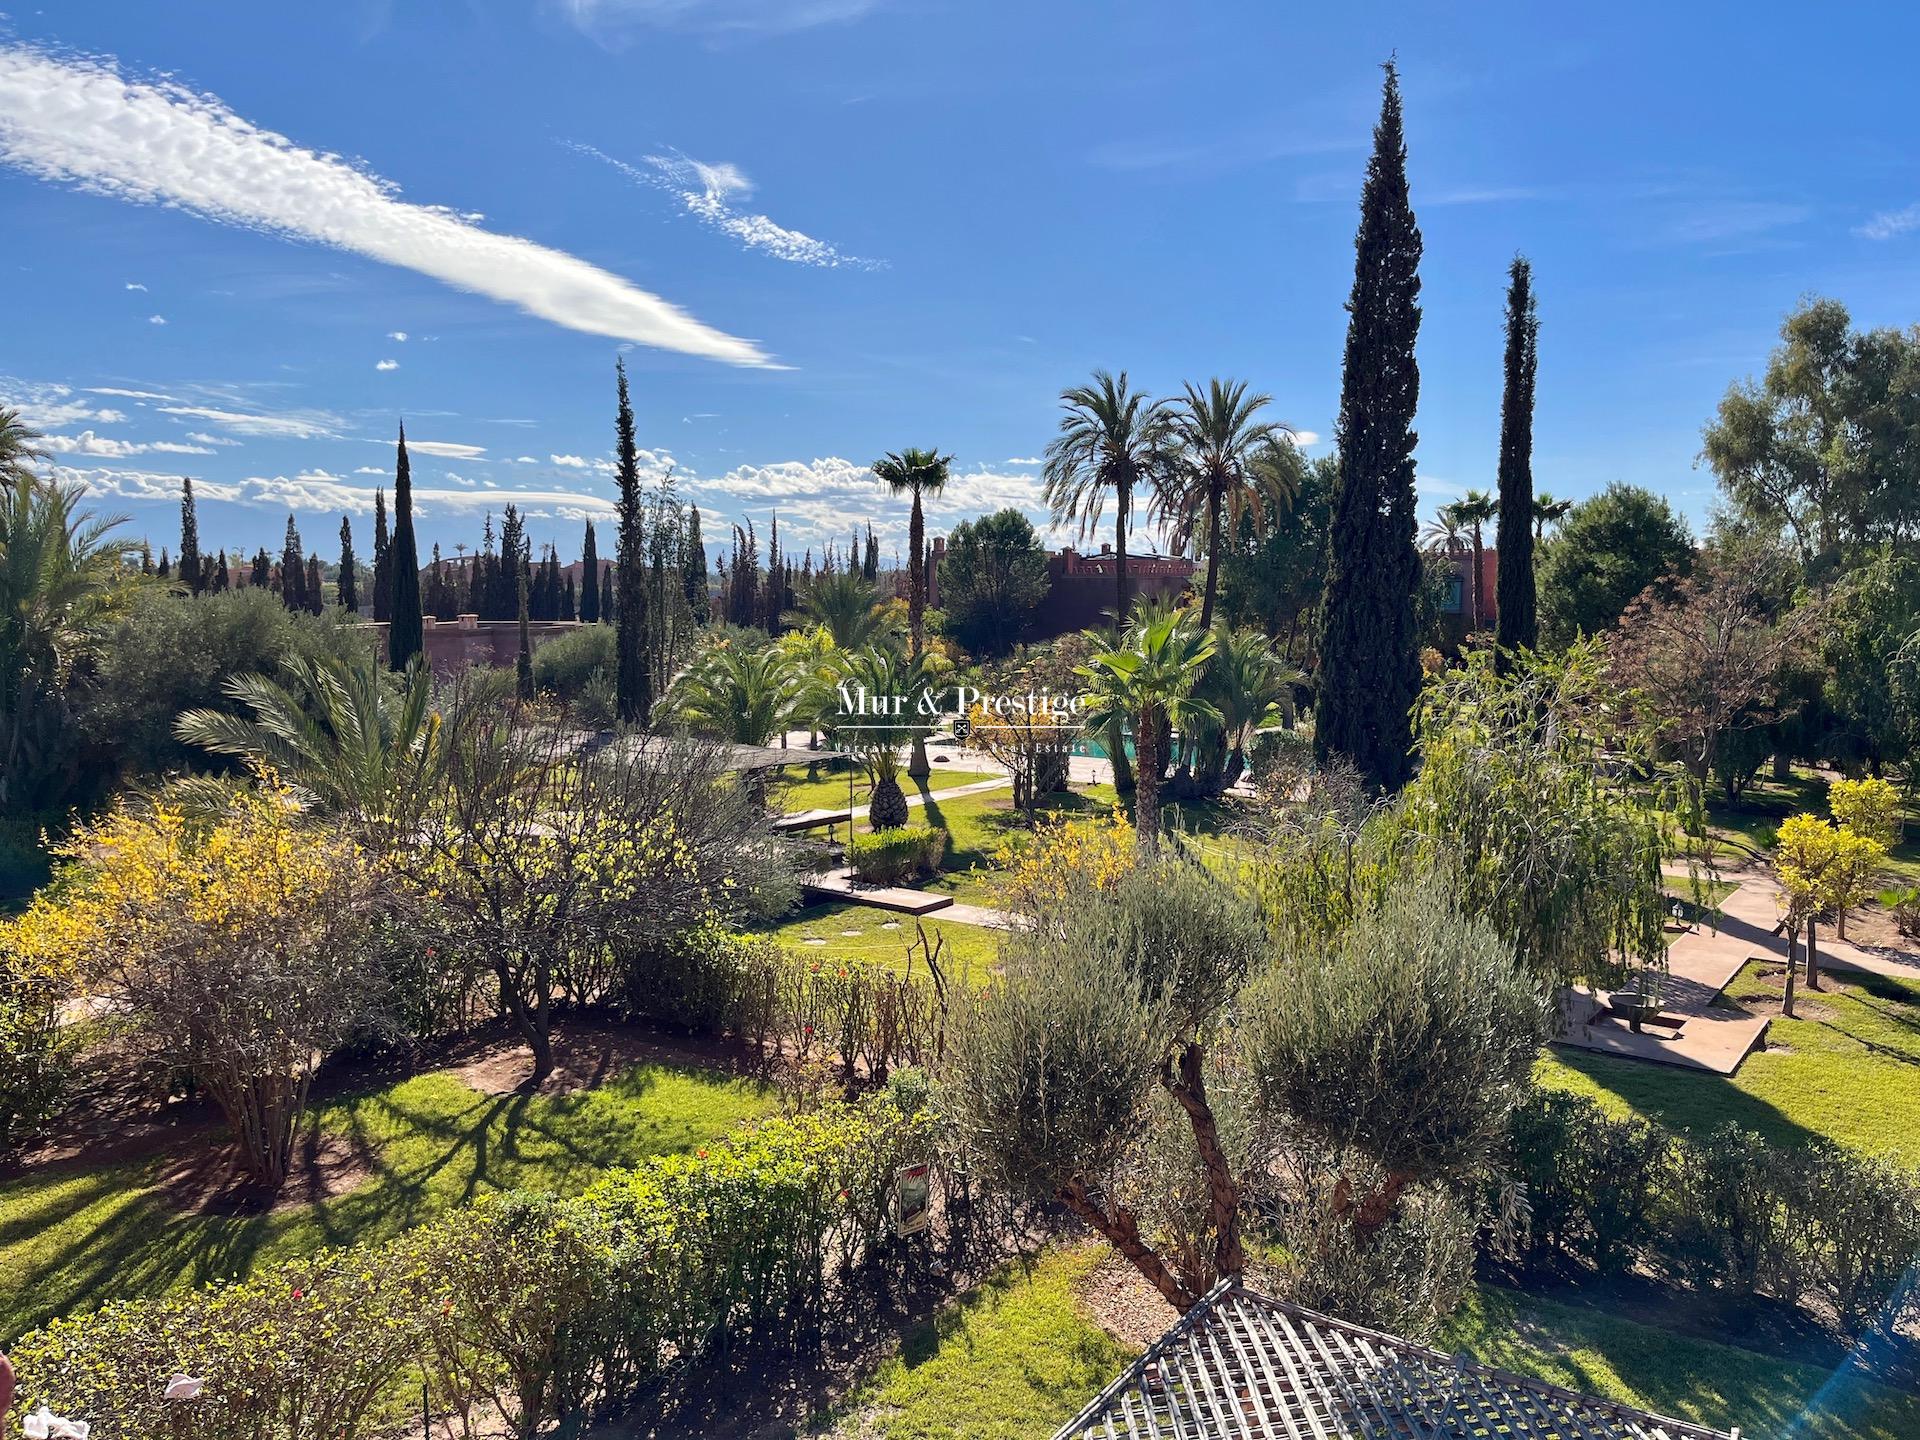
[[1334, 1169, 1413, 1246], [1199, 477, 1223, 629], [1160, 1041, 1243, 1281], [1773, 749, 1792, 781], [908, 492, 930, 779], [1115, 486, 1131, 623], [1058, 1179, 1198, 1310], [1107, 713, 1134, 794], [1135, 706, 1161, 850], [869, 770, 910, 828], [1782, 926, 1798, 1018], [1805, 915, 1822, 991], [1469, 533, 1484, 629]]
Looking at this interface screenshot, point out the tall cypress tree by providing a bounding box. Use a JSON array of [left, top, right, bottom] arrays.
[[338, 515, 360, 612], [1316, 61, 1425, 793], [516, 568, 535, 701], [579, 520, 601, 623], [683, 504, 710, 623], [178, 477, 203, 595], [372, 489, 392, 623], [600, 567, 614, 627], [613, 360, 652, 725], [213, 550, 230, 593], [388, 423, 424, 670], [140, 540, 154, 575], [158, 547, 170, 580], [250, 548, 270, 589], [1495, 255, 1540, 660], [305, 554, 326, 616], [280, 516, 305, 613]]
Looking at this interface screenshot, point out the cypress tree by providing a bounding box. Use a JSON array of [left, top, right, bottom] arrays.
[[157, 547, 171, 580], [280, 516, 305, 612], [213, 550, 230, 593], [580, 520, 601, 624], [600, 566, 614, 627], [683, 504, 709, 622], [516, 569, 535, 701], [372, 489, 392, 623], [613, 359, 651, 725], [140, 540, 153, 575], [178, 477, 203, 594], [388, 423, 424, 670], [305, 554, 326, 616], [1316, 60, 1425, 794], [338, 515, 360, 612], [562, 574, 576, 622], [863, 524, 878, 582], [1495, 255, 1540, 660], [251, 548, 270, 589]]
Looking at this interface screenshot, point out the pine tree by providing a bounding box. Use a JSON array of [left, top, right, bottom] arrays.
[[613, 360, 652, 725], [305, 554, 326, 616], [1495, 255, 1540, 660], [372, 489, 392, 623], [280, 516, 305, 612], [178, 477, 203, 594], [1315, 61, 1425, 794], [338, 515, 360, 612], [683, 504, 710, 623], [516, 568, 535, 702], [579, 520, 601, 624], [388, 423, 424, 671]]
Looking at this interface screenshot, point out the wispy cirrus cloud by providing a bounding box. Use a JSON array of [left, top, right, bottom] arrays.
[[0, 43, 773, 366], [1857, 204, 1920, 241], [41, 430, 213, 458], [551, 0, 884, 41], [573, 142, 880, 270], [155, 403, 340, 440], [0, 379, 125, 428]]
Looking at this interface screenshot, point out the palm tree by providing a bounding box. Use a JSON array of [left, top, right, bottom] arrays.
[[1533, 491, 1573, 539], [1421, 507, 1466, 555], [871, 447, 951, 778], [1080, 603, 1219, 850], [0, 470, 130, 812], [1448, 489, 1498, 630], [795, 571, 890, 651], [662, 641, 804, 747], [823, 644, 935, 828], [174, 653, 442, 848], [1042, 370, 1174, 621], [1158, 380, 1296, 628], [1199, 624, 1303, 791]]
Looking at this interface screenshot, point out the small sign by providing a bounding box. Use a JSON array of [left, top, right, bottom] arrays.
[[892, 1161, 931, 1236]]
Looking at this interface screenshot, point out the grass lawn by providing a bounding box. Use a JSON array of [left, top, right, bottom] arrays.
[[757, 899, 1002, 983], [830, 1245, 1912, 1440], [823, 1246, 1129, 1440], [1442, 1284, 1920, 1440], [1705, 766, 1920, 882], [768, 761, 996, 816], [916, 783, 1123, 903], [0, 1059, 777, 1341], [1538, 960, 1920, 1166]]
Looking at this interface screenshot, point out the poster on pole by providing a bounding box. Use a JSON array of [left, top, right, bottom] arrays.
[[892, 1161, 931, 1236]]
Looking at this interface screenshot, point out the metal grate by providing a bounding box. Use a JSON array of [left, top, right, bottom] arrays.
[[1054, 1278, 1738, 1440]]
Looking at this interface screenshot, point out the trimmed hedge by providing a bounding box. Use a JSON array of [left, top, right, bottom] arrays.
[[849, 825, 948, 885], [9, 1092, 938, 1440], [1507, 1089, 1920, 1334]]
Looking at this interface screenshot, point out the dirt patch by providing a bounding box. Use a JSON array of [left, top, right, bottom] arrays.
[[442, 1018, 770, 1097], [153, 1132, 374, 1215], [1073, 1249, 1179, 1350]]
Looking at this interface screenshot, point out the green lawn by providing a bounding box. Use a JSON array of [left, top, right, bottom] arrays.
[[916, 784, 1123, 903], [0, 1060, 777, 1342], [830, 1245, 1913, 1440], [757, 899, 1002, 983], [1706, 766, 1920, 882], [823, 1246, 1129, 1440], [1442, 1284, 1920, 1440], [768, 761, 996, 816], [1538, 960, 1920, 1165]]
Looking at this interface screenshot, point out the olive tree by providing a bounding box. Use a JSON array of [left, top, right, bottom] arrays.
[[944, 853, 1266, 1308]]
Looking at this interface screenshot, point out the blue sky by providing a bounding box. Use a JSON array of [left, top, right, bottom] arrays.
[[4, 1, 1920, 566]]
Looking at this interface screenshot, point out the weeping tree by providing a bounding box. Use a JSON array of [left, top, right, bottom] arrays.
[[945, 854, 1268, 1309]]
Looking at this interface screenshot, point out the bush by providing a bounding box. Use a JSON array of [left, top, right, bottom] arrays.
[[849, 824, 948, 884], [0, 956, 70, 1151], [8, 1094, 939, 1438], [532, 623, 618, 700], [1508, 1090, 1667, 1272]]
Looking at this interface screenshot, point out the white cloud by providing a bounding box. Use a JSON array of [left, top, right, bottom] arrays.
[[401, 438, 485, 460], [185, 430, 240, 447], [375, 358, 399, 371], [0, 44, 772, 366], [354, 466, 387, 475], [387, 330, 409, 341], [87, 386, 175, 400], [1857, 204, 1920, 241], [574, 142, 880, 270], [552, 0, 884, 39], [147, 313, 166, 325], [41, 429, 213, 457], [550, 453, 592, 468], [1005, 456, 1042, 466], [156, 403, 338, 439], [124, 280, 146, 291], [1, 380, 125, 427]]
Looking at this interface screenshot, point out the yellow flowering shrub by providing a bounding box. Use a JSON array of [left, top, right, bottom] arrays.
[[1829, 775, 1902, 848], [994, 808, 1137, 917]]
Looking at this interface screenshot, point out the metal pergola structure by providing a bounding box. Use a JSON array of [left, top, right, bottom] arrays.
[[1054, 1279, 1738, 1440]]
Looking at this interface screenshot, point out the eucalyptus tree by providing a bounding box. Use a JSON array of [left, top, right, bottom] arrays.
[[1042, 369, 1174, 620], [1080, 602, 1220, 848], [1158, 379, 1296, 628]]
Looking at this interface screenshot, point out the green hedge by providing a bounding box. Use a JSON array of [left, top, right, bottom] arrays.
[[1507, 1089, 1920, 1334], [849, 825, 948, 884], [9, 1092, 938, 1440]]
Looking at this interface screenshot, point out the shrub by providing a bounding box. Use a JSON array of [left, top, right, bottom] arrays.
[[1667, 1122, 1798, 1294], [1830, 775, 1903, 847], [0, 949, 71, 1150], [531, 622, 618, 700], [849, 824, 948, 884], [7, 1094, 937, 1440], [1507, 1090, 1665, 1272], [1880, 884, 1920, 938], [1795, 1141, 1920, 1332], [993, 808, 1136, 918]]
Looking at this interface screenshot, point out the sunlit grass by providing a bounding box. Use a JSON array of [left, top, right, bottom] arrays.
[[757, 899, 1000, 983]]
